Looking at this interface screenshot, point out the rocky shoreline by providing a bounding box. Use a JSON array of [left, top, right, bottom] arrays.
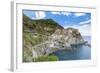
[[32, 28, 85, 58]]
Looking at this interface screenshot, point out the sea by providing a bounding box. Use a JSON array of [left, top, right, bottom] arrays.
[[51, 36, 91, 61]]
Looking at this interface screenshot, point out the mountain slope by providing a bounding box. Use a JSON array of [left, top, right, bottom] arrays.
[[23, 14, 63, 62], [23, 14, 64, 35]]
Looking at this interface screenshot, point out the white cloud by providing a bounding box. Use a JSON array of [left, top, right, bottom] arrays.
[[74, 13, 86, 17], [61, 12, 72, 16], [51, 12, 86, 17], [64, 24, 91, 36], [51, 12, 72, 16], [32, 11, 46, 19], [79, 19, 91, 25], [51, 12, 61, 15]]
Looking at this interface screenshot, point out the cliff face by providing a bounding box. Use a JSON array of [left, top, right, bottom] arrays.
[[23, 14, 85, 62], [52, 28, 84, 45], [31, 28, 84, 58]]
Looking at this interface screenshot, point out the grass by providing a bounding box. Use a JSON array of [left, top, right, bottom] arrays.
[[32, 55, 59, 62]]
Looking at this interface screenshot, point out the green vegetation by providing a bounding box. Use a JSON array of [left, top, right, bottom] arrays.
[[23, 14, 63, 35], [32, 55, 59, 62], [23, 14, 63, 62], [23, 32, 47, 62], [48, 55, 59, 61]]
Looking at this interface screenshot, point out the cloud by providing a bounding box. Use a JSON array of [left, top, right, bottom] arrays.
[[32, 11, 46, 19], [51, 12, 61, 15], [61, 12, 72, 16], [64, 24, 91, 36], [51, 12, 87, 17], [51, 12, 72, 16], [74, 13, 86, 17], [79, 19, 91, 25]]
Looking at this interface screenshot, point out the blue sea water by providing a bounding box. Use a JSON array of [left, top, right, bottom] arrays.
[[51, 36, 91, 60]]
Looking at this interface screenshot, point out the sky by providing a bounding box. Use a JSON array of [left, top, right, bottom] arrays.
[[23, 10, 91, 36]]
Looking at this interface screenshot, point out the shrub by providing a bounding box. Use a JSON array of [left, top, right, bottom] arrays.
[[49, 55, 59, 61], [32, 55, 59, 62]]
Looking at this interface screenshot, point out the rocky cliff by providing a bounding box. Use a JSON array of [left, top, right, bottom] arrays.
[[51, 28, 84, 45], [31, 28, 85, 59]]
